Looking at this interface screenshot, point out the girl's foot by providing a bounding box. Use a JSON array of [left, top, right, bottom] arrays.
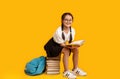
[[73, 68, 87, 76], [63, 70, 76, 79]]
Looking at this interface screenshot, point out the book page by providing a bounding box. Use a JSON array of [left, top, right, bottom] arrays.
[[66, 40, 85, 47]]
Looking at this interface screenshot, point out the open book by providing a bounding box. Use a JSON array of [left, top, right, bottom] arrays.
[[66, 40, 85, 47]]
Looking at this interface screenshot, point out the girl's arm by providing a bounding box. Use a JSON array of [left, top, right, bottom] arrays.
[[60, 43, 67, 48], [67, 45, 80, 49], [60, 43, 80, 49]]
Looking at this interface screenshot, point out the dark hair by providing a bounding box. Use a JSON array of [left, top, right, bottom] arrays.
[[61, 12, 73, 43], [61, 12, 74, 21]]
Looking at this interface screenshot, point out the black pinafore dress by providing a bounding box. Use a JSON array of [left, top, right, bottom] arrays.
[[44, 26, 72, 57], [44, 38, 63, 57]]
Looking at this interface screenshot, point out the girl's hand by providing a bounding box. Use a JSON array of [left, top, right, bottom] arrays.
[[67, 45, 80, 49]]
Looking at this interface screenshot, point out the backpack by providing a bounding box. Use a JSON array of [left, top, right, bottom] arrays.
[[24, 56, 46, 76]]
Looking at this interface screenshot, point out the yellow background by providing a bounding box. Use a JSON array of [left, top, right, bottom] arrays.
[[0, 0, 120, 79]]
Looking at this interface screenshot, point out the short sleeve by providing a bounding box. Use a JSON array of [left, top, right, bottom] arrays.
[[71, 27, 75, 41], [53, 27, 64, 44]]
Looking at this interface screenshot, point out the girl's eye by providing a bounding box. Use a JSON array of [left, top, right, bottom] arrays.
[[64, 19, 72, 22]]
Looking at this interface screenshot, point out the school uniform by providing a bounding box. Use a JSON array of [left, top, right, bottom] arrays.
[[44, 26, 75, 57]]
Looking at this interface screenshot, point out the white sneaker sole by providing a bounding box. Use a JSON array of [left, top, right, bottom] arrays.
[[75, 73, 87, 76], [63, 75, 76, 79]]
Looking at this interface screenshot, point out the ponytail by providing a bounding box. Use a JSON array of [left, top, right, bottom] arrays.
[[61, 25, 72, 43]]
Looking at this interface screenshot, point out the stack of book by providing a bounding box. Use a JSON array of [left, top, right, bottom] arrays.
[[46, 57, 60, 74]]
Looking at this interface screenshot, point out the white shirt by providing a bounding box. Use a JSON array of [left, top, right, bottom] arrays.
[[53, 26, 75, 44]]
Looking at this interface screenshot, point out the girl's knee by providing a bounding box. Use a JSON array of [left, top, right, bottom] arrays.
[[62, 48, 70, 56], [72, 48, 79, 54], [73, 48, 78, 51]]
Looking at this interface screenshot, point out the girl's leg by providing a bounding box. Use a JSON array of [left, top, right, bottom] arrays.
[[61, 48, 70, 72], [71, 48, 87, 76], [71, 48, 79, 69]]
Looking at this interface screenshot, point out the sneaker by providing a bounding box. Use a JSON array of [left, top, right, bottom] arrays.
[[73, 68, 87, 76], [63, 70, 76, 79]]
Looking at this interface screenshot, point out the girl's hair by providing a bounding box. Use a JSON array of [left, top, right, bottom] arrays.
[[61, 12, 73, 43], [61, 12, 74, 20]]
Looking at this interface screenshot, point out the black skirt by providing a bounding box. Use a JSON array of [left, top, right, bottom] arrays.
[[44, 38, 63, 57]]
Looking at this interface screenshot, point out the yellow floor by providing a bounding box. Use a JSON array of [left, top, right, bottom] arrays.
[[0, 0, 120, 79], [0, 54, 90, 79]]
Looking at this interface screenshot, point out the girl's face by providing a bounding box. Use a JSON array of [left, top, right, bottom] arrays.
[[62, 15, 73, 28]]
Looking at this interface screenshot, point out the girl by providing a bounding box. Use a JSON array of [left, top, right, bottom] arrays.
[[44, 12, 87, 79]]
